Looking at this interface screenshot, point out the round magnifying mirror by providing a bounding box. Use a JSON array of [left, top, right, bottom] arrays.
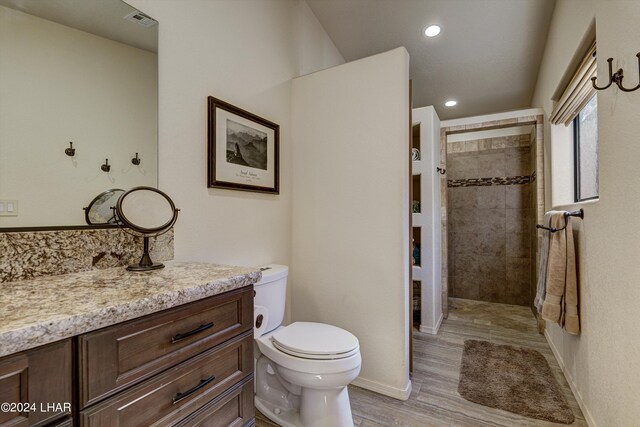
[[115, 186, 179, 271], [84, 189, 124, 225]]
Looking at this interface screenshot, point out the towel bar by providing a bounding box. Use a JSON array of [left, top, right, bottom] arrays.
[[536, 209, 584, 233]]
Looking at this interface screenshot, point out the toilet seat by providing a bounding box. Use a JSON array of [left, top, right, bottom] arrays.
[[272, 322, 359, 360], [256, 327, 361, 375]]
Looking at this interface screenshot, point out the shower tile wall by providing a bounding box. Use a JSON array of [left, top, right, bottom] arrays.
[[447, 135, 532, 306]]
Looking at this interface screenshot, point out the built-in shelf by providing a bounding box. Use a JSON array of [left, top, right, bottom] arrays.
[[411, 106, 442, 336], [412, 175, 421, 214], [412, 227, 421, 267], [412, 280, 421, 322], [412, 160, 423, 175]]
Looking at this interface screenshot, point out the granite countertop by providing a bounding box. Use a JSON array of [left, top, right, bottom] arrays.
[[0, 261, 262, 358]]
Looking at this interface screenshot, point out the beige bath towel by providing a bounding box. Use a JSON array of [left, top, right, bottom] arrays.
[[541, 213, 579, 335], [534, 211, 564, 313]]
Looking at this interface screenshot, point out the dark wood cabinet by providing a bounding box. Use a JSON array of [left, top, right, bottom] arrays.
[[174, 375, 255, 427], [78, 287, 253, 408], [0, 339, 72, 427], [0, 286, 255, 427], [79, 332, 253, 426]]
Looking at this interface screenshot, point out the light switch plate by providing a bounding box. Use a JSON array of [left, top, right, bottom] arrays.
[[0, 200, 18, 216]]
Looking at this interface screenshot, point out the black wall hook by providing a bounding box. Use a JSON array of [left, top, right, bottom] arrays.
[[65, 142, 76, 157], [591, 53, 640, 92], [101, 159, 111, 172], [436, 167, 446, 175], [131, 153, 141, 165]]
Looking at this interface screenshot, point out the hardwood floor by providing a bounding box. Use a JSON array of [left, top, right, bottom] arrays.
[[256, 298, 587, 427]]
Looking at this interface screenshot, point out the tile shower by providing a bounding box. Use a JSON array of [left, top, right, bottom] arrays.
[[447, 132, 536, 306]]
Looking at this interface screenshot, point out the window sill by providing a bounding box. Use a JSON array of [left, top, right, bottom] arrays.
[[551, 198, 599, 211]]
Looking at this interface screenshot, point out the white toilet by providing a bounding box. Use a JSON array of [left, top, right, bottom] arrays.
[[254, 265, 361, 427]]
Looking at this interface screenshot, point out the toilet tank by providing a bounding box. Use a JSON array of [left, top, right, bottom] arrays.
[[254, 264, 288, 334]]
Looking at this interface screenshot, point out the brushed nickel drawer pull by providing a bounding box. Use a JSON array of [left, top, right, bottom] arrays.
[[171, 322, 214, 343], [173, 375, 216, 404]]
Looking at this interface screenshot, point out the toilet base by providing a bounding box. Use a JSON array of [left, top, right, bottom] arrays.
[[256, 385, 355, 427], [255, 396, 302, 427]]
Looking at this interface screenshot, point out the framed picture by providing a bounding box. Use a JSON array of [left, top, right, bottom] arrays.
[[207, 96, 279, 193]]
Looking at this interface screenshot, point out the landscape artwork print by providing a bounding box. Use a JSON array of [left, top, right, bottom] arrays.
[[226, 119, 268, 170], [208, 96, 279, 193]]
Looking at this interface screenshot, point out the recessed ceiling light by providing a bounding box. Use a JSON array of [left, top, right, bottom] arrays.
[[424, 25, 441, 37], [445, 100, 457, 107]]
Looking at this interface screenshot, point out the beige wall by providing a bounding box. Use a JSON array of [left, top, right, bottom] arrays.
[[532, 1, 640, 425], [126, 0, 343, 280], [0, 5, 157, 227], [291, 48, 411, 399]]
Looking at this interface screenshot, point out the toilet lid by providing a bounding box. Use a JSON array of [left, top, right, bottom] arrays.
[[272, 322, 359, 360]]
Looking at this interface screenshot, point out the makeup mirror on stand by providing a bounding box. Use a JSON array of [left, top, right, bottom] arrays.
[[114, 186, 179, 271]]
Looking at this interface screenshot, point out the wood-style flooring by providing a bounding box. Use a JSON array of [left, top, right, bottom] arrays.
[[256, 298, 586, 427]]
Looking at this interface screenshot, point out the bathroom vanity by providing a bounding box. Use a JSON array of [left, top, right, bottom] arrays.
[[0, 262, 261, 427]]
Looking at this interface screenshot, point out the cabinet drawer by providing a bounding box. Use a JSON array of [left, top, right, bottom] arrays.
[[79, 331, 253, 427], [0, 340, 72, 427], [175, 375, 254, 427], [78, 287, 253, 407]]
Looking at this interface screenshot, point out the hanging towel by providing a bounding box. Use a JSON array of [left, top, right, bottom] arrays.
[[534, 211, 562, 313], [541, 213, 580, 334], [563, 216, 580, 334]]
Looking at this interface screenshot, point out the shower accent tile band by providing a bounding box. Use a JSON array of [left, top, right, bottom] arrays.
[[448, 175, 532, 188]]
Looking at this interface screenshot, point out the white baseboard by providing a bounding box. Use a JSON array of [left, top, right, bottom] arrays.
[[351, 377, 412, 401], [544, 329, 597, 427], [420, 313, 443, 335]]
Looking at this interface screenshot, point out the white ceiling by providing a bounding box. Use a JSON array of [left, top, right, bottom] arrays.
[[0, 0, 157, 52], [306, 0, 556, 120]]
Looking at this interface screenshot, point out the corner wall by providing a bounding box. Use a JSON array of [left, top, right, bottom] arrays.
[[291, 48, 411, 399], [125, 0, 343, 277], [532, 1, 640, 425]]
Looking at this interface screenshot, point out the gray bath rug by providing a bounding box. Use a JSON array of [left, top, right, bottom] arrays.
[[458, 340, 575, 424]]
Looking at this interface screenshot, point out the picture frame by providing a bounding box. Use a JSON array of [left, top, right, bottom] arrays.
[[207, 96, 279, 194]]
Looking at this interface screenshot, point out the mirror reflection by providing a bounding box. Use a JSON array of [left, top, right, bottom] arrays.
[[84, 189, 124, 225], [0, 0, 158, 229]]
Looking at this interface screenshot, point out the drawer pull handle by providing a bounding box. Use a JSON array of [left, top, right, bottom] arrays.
[[171, 322, 214, 343], [173, 375, 216, 404]]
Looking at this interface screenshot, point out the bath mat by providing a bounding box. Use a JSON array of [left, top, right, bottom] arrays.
[[458, 340, 575, 424]]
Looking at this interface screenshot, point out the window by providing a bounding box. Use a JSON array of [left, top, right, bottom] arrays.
[[573, 95, 598, 201], [549, 39, 598, 206]]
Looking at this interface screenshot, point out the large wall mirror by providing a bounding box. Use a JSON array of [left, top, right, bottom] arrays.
[[0, 0, 158, 230]]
